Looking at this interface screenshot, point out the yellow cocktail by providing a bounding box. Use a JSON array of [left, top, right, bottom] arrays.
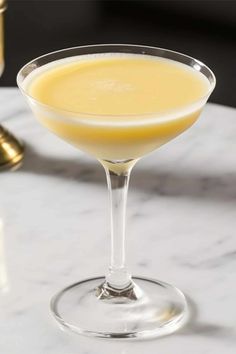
[[24, 53, 210, 163], [17, 45, 215, 339]]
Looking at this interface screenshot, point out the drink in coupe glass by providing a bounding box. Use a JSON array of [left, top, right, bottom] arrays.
[[17, 45, 215, 339]]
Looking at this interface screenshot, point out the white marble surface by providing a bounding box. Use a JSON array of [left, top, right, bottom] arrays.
[[0, 88, 236, 353]]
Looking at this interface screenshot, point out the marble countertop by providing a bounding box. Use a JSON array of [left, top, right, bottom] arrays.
[[0, 88, 236, 353]]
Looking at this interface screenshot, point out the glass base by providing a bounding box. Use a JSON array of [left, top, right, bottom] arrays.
[[51, 276, 188, 339]]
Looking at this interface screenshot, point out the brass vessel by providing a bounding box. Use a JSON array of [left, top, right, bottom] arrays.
[[0, 0, 24, 171], [0, 125, 24, 170]]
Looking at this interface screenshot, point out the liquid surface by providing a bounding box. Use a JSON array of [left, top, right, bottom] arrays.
[[27, 53, 210, 117], [24, 53, 210, 163]]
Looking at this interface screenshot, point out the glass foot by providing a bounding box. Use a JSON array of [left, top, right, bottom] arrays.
[[51, 276, 188, 339]]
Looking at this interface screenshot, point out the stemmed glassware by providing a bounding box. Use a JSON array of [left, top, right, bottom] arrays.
[[17, 44, 215, 339]]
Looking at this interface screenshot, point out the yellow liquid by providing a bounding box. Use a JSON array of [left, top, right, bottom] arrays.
[[25, 54, 210, 161]]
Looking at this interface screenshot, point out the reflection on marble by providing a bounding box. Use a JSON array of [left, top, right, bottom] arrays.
[[0, 219, 8, 292], [0, 88, 236, 353]]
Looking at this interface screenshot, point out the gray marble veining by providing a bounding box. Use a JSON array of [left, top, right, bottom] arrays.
[[0, 88, 236, 353]]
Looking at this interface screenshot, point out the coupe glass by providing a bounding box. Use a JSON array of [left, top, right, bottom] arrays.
[[17, 44, 215, 339]]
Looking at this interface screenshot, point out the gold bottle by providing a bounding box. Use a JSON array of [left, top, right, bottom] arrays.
[[0, 0, 24, 171]]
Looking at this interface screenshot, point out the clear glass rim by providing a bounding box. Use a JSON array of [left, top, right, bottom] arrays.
[[17, 44, 216, 124]]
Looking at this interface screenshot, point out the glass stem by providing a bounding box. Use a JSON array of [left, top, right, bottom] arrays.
[[103, 162, 134, 290]]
